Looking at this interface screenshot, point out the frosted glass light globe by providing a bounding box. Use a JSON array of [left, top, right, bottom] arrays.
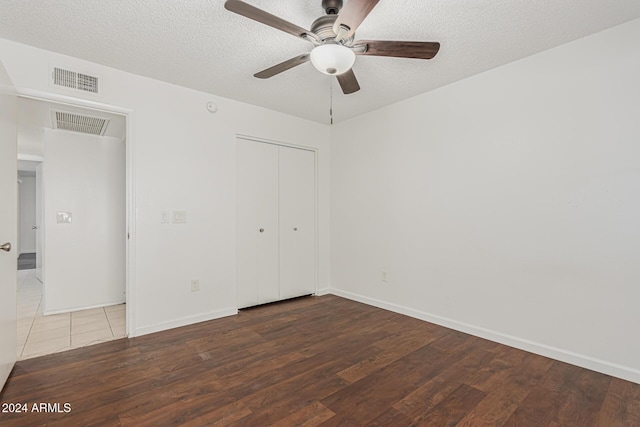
[[310, 44, 356, 75]]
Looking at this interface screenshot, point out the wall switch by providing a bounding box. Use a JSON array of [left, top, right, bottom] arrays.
[[56, 212, 72, 224], [172, 210, 187, 224], [161, 211, 170, 223], [381, 271, 389, 283], [190, 279, 200, 292]]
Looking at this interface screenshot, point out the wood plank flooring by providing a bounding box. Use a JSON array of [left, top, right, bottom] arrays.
[[1, 295, 639, 426]]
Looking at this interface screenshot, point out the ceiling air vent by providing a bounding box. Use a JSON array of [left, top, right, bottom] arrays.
[[51, 110, 110, 136], [52, 67, 100, 94]]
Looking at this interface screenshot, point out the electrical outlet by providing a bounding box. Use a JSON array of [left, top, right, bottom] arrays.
[[190, 279, 200, 292], [381, 271, 388, 283]]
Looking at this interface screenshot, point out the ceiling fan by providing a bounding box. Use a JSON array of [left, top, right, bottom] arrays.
[[224, 0, 440, 94]]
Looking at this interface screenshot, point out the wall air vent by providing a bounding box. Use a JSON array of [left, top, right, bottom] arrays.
[[52, 67, 100, 94], [51, 110, 110, 136]]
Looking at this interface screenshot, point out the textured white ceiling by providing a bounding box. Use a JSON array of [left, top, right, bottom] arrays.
[[1, 1, 640, 124]]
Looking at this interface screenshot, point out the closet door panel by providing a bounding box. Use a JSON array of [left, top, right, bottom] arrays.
[[256, 143, 280, 305], [236, 139, 279, 308], [279, 146, 316, 299]]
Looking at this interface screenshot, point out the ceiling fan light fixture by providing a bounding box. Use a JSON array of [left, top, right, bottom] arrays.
[[310, 43, 355, 75]]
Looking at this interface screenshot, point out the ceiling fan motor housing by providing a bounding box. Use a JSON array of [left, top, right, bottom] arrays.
[[311, 15, 354, 44]]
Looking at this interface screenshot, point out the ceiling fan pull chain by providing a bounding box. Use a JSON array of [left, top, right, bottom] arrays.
[[330, 79, 334, 125]]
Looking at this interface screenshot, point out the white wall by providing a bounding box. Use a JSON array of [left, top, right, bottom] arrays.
[[331, 18, 640, 383], [43, 129, 125, 312], [17, 125, 44, 157], [0, 38, 331, 334], [17, 175, 36, 254]]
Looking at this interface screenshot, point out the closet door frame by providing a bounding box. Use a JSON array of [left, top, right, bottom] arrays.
[[235, 134, 318, 306]]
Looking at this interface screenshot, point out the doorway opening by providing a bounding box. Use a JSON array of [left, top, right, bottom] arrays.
[[17, 163, 38, 271], [15, 94, 133, 359]]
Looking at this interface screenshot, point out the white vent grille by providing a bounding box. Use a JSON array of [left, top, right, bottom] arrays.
[[77, 73, 99, 93], [51, 110, 110, 136], [53, 67, 77, 89], [52, 67, 100, 94]]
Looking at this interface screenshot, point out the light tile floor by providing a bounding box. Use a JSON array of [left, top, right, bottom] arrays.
[[17, 269, 126, 360]]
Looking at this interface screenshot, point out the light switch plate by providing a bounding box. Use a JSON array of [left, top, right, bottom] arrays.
[[56, 212, 72, 224], [161, 211, 170, 223], [172, 210, 187, 224]]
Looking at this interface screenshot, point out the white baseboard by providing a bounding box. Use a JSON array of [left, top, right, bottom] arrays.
[[329, 288, 640, 385], [135, 307, 238, 337], [315, 287, 331, 296], [44, 300, 126, 316]]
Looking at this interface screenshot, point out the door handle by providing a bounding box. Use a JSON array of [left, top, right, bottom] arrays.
[[32, 226, 38, 230], [1, 242, 11, 252]]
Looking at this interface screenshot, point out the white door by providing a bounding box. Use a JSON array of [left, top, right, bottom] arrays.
[[0, 62, 18, 390], [35, 162, 43, 282], [236, 138, 279, 308], [279, 146, 316, 299]]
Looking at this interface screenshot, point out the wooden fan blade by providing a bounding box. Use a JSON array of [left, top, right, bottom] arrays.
[[254, 54, 310, 79], [332, 0, 380, 40], [225, 0, 315, 40], [336, 69, 360, 94], [354, 40, 440, 59]]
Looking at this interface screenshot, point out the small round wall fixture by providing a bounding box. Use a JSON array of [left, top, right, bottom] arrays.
[[206, 101, 218, 113]]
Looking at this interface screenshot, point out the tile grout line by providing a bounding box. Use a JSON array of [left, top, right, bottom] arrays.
[[104, 308, 115, 337], [19, 271, 41, 360]]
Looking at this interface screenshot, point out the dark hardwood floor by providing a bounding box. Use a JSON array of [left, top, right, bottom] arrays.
[[1, 295, 639, 426]]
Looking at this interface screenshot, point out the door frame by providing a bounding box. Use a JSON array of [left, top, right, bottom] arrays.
[[17, 87, 137, 337], [35, 161, 43, 282], [235, 134, 319, 298], [16, 154, 44, 282]]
